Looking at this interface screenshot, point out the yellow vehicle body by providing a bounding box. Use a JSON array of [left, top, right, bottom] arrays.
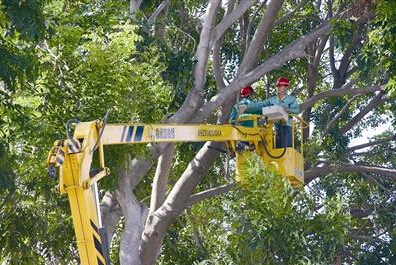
[[233, 115, 304, 186], [46, 111, 306, 265]]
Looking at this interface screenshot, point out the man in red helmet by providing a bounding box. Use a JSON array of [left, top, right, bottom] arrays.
[[229, 86, 256, 126], [228, 86, 257, 184], [238, 77, 300, 148]]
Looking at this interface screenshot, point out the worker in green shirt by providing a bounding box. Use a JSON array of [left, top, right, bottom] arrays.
[[238, 77, 300, 148], [229, 86, 256, 127], [229, 86, 258, 184]]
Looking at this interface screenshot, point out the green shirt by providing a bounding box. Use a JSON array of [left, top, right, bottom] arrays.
[[229, 98, 255, 127], [246, 95, 300, 126]]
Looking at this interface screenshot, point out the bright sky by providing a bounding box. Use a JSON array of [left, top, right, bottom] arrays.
[[349, 115, 392, 148]]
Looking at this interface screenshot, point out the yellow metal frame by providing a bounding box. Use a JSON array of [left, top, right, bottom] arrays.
[[47, 114, 306, 265]]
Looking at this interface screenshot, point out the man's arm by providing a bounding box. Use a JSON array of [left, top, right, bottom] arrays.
[[229, 105, 238, 123], [245, 99, 271, 114], [288, 97, 300, 114]]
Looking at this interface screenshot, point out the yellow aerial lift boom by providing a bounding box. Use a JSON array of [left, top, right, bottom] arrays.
[[46, 106, 306, 265]]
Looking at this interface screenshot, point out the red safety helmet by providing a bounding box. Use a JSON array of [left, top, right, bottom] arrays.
[[239, 86, 254, 97], [276, 77, 290, 87]]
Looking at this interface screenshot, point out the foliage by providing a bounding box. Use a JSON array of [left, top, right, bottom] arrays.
[[1, 0, 395, 264], [0, 0, 174, 263], [159, 156, 351, 264]]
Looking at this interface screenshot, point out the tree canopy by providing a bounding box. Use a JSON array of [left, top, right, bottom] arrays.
[[1, 0, 395, 264]]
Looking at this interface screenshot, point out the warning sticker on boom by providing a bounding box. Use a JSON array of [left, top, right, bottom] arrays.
[[155, 128, 175, 139], [198, 130, 222, 137]]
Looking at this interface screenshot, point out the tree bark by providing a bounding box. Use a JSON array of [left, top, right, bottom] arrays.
[[148, 0, 170, 26], [238, 0, 285, 74], [300, 85, 383, 111], [187, 182, 236, 207], [117, 165, 150, 265], [152, 0, 170, 39], [210, 0, 256, 48], [303, 35, 328, 142], [168, 0, 220, 124], [189, 8, 374, 124], [348, 135, 396, 151], [130, 0, 142, 19], [139, 141, 222, 264], [101, 191, 123, 242], [305, 163, 396, 184], [150, 143, 175, 213], [245, 1, 267, 53], [111, 155, 152, 265], [213, 0, 235, 90]]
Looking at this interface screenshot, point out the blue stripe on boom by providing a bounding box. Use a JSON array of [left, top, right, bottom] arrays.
[[134, 126, 144, 142], [58, 148, 65, 157], [56, 157, 64, 165], [90, 219, 99, 235], [93, 235, 104, 256], [126, 126, 134, 142], [120, 126, 127, 142]]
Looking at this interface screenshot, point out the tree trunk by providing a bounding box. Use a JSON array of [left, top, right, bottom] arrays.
[[139, 141, 222, 264], [130, 0, 142, 19]]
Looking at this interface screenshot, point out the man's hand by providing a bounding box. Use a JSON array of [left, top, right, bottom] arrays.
[[237, 104, 247, 114]]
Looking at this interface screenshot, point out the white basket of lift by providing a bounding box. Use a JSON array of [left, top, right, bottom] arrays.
[[262, 105, 288, 123]]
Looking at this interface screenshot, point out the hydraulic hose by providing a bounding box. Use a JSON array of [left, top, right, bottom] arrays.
[[92, 108, 112, 152], [260, 135, 287, 159]]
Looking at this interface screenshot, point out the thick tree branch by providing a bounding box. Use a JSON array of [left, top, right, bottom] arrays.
[[213, 39, 226, 89], [192, 0, 220, 96], [101, 154, 153, 263], [140, 88, 235, 262], [150, 143, 175, 213], [140, 142, 222, 264], [305, 163, 396, 184], [127, 156, 154, 189], [314, 35, 329, 67], [192, 8, 375, 123], [101, 191, 123, 242], [339, 91, 387, 134], [210, 0, 256, 48], [169, 0, 220, 124], [350, 147, 396, 157], [117, 165, 149, 265], [329, 37, 338, 86], [348, 135, 396, 151], [148, 0, 170, 26], [238, 0, 285, 74], [240, 10, 250, 58], [187, 182, 236, 207], [340, 79, 359, 90], [163, 142, 222, 211], [213, 0, 235, 90], [304, 34, 328, 141], [130, 0, 142, 19], [300, 85, 383, 111], [245, 0, 267, 54]]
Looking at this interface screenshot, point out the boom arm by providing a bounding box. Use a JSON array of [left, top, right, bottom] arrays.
[[47, 109, 305, 265]]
